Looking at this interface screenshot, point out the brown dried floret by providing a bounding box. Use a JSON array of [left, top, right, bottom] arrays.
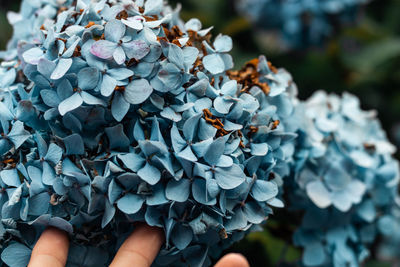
[[116, 10, 129, 20], [203, 109, 230, 137], [227, 58, 278, 95]]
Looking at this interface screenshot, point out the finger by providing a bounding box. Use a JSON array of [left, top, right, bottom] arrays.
[[214, 253, 250, 267], [110, 224, 164, 267], [28, 227, 70, 267]]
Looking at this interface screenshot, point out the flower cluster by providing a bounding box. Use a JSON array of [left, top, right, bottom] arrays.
[[286, 91, 399, 266], [236, 0, 369, 48], [0, 0, 299, 266]]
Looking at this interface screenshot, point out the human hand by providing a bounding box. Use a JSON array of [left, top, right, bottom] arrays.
[[28, 225, 249, 267]]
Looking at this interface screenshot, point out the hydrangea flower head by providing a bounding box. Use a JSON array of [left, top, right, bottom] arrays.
[[0, 1, 299, 266], [288, 91, 399, 266]]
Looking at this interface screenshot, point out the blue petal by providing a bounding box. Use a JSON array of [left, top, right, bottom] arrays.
[[118, 153, 145, 172], [214, 165, 246, 190], [203, 54, 225, 75], [78, 67, 100, 91], [117, 193, 144, 214], [63, 134, 85, 155], [303, 242, 326, 266], [105, 19, 126, 43], [102, 198, 116, 228], [101, 74, 118, 97], [204, 137, 225, 166], [58, 93, 83, 116], [113, 46, 126, 65], [28, 192, 50, 216], [123, 40, 150, 60], [1, 243, 31, 267], [112, 91, 130, 122], [251, 180, 278, 202], [51, 58, 73, 80], [137, 162, 161, 185], [91, 40, 117, 59], [45, 143, 63, 164], [105, 124, 130, 150], [171, 224, 193, 250], [124, 78, 153, 104], [214, 34, 233, 53], [40, 89, 61, 108], [0, 169, 21, 187], [166, 179, 190, 202]]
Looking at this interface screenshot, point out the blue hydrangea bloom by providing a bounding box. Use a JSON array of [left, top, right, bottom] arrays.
[[236, 0, 369, 48], [0, 1, 298, 266], [287, 91, 399, 266]]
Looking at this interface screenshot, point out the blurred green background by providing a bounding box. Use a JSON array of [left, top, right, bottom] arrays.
[[1, 0, 399, 266]]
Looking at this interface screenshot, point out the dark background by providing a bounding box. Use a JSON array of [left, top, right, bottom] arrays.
[[1, 0, 399, 266]]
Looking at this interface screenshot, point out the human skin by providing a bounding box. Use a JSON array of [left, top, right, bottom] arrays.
[[27, 225, 250, 267]]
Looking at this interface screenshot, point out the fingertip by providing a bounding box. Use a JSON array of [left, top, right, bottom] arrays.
[[215, 253, 250, 267], [110, 224, 165, 267], [29, 227, 69, 267]]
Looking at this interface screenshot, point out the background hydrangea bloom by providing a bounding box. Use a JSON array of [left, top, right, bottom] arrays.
[[236, 0, 369, 48], [0, 0, 299, 266], [284, 91, 399, 266]]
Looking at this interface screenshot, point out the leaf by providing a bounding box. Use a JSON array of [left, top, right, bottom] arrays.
[[1, 243, 32, 267], [91, 40, 117, 59], [117, 193, 144, 214], [58, 93, 83, 116], [124, 78, 153, 104]]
